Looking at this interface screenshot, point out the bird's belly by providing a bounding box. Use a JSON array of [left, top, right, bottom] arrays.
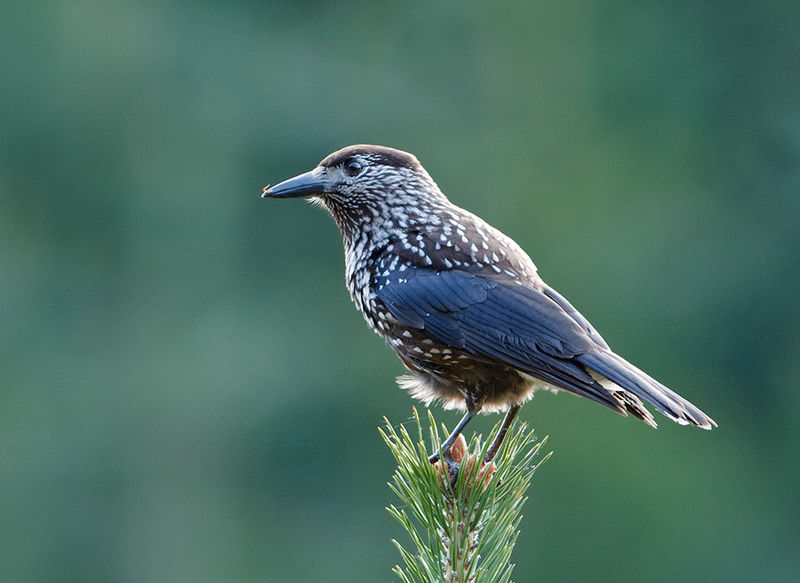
[[391, 337, 538, 413], [359, 298, 540, 412]]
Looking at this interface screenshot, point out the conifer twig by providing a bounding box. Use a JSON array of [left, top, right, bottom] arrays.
[[381, 408, 550, 583]]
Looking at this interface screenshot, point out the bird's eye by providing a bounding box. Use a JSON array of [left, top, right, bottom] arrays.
[[344, 159, 363, 176]]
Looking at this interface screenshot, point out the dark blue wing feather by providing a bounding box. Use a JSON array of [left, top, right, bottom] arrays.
[[378, 268, 597, 359], [377, 267, 621, 407], [376, 266, 716, 428]]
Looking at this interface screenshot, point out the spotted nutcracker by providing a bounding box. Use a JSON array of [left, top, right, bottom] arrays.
[[262, 145, 716, 470]]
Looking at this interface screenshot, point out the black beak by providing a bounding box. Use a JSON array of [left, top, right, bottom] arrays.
[[262, 170, 324, 198]]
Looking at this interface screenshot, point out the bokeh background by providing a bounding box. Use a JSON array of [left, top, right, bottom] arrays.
[[3, 1, 799, 581]]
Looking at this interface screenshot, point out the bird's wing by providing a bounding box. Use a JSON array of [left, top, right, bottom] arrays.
[[376, 266, 715, 428], [376, 266, 628, 414], [539, 283, 610, 350]]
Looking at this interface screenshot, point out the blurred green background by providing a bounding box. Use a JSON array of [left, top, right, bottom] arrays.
[[2, 1, 799, 581]]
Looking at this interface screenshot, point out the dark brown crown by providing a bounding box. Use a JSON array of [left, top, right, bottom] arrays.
[[319, 144, 420, 170]]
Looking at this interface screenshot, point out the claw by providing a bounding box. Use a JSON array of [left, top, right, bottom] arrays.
[[432, 434, 467, 485], [443, 458, 460, 486]]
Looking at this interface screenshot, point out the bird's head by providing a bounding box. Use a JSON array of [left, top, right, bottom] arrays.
[[262, 145, 446, 239]]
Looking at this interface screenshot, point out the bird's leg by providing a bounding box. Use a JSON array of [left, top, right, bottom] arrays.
[[429, 393, 483, 483], [483, 405, 520, 464], [428, 409, 475, 465]]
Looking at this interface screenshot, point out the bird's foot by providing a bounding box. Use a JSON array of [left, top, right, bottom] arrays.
[[431, 453, 460, 486], [442, 457, 461, 486], [429, 448, 460, 484], [431, 434, 496, 489]]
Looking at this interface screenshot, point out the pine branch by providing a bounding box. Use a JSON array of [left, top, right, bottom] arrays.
[[381, 409, 550, 583]]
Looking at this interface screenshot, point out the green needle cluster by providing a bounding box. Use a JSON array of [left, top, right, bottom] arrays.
[[381, 409, 550, 583]]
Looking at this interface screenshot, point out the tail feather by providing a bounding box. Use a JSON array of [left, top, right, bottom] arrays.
[[577, 350, 717, 430]]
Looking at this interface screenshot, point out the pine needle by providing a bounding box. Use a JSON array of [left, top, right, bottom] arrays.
[[380, 408, 551, 583]]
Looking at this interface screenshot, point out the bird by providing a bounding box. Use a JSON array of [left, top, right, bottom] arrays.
[[262, 144, 716, 473]]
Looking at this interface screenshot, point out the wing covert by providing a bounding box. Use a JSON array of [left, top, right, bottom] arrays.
[[376, 266, 600, 365]]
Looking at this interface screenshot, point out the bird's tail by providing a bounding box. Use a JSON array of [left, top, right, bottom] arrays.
[[577, 350, 716, 429]]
